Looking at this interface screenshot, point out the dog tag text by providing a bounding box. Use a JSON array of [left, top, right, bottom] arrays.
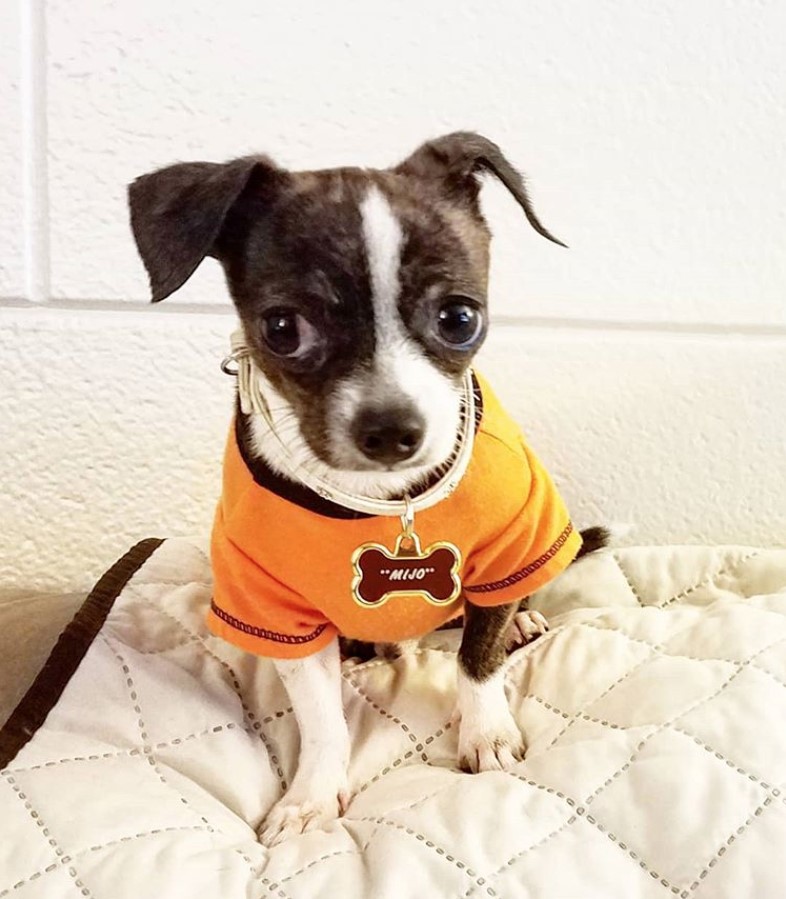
[[351, 534, 462, 607]]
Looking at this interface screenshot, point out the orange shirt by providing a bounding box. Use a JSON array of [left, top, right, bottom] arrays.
[[208, 372, 581, 658]]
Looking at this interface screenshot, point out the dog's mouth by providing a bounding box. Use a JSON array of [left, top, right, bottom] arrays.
[[311, 432, 461, 500], [321, 427, 450, 473], [321, 385, 465, 481], [328, 444, 443, 475], [312, 370, 464, 484]]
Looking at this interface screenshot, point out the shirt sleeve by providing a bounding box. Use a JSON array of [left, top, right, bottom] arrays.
[[462, 440, 582, 605], [207, 507, 337, 659]]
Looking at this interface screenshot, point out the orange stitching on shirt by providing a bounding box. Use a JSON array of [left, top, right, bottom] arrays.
[[210, 600, 328, 644], [465, 522, 574, 594]]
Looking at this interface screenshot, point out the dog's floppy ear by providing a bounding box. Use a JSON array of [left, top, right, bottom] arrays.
[[128, 155, 281, 302], [395, 132, 566, 248]]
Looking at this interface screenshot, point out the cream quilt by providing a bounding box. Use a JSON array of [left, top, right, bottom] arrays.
[[1, 538, 785, 898]]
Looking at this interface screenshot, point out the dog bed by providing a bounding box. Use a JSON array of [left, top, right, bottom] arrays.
[[1, 537, 785, 898]]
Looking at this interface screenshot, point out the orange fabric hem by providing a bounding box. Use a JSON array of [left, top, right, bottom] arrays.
[[205, 608, 337, 659], [464, 526, 582, 607]]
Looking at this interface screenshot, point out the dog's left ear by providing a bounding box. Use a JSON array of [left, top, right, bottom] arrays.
[[395, 132, 567, 248], [128, 155, 284, 302]]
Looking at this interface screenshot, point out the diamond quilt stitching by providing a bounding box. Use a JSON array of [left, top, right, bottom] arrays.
[[612, 553, 647, 606], [354, 721, 452, 796], [661, 550, 763, 608], [0, 826, 211, 899], [3, 541, 786, 898], [543, 646, 661, 750], [684, 796, 775, 896], [358, 816, 497, 896], [1, 772, 94, 898], [132, 590, 290, 793], [3, 722, 246, 776], [461, 814, 580, 899], [343, 675, 421, 743], [569, 633, 786, 892], [100, 635, 217, 835], [482, 620, 786, 895]]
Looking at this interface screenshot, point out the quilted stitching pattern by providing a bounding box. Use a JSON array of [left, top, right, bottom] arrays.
[[1, 539, 786, 898]]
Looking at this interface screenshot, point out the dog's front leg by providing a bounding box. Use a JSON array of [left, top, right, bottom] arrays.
[[258, 638, 350, 846], [456, 600, 526, 773]]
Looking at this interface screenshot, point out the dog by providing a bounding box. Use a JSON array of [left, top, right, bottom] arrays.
[[128, 132, 606, 846]]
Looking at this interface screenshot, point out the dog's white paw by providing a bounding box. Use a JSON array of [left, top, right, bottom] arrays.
[[505, 609, 549, 652], [457, 712, 526, 773], [258, 787, 348, 846]]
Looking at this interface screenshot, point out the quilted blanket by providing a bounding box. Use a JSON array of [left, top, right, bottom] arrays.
[[1, 538, 785, 898]]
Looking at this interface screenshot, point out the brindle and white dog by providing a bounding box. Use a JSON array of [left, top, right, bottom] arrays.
[[128, 133, 606, 845]]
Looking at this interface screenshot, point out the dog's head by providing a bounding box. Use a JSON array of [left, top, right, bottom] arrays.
[[128, 133, 563, 492]]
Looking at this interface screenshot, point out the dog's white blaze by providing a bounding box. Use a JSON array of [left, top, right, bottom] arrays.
[[360, 184, 403, 325], [249, 184, 463, 500], [326, 185, 461, 478]]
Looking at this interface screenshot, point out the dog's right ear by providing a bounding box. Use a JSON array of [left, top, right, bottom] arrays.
[[395, 132, 567, 248], [128, 155, 282, 302]]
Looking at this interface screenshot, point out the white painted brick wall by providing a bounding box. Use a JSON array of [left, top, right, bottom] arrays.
[[0, 0, 23, 296], [1, 0, 785, 591]]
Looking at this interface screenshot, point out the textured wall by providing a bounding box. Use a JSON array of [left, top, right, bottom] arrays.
[[2, 0, 785, 591], [41, 0, 786, 322], [0, 0, 23, 296]]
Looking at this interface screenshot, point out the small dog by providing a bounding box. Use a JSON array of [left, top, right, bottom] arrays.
[[128, 133, 604, 845]]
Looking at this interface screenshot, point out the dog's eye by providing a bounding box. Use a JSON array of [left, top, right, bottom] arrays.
[[262, 311, 318, 358], [436, 300, 483, 348]]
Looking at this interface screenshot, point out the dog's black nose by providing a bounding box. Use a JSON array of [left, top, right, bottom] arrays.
[[352, 405, 425, 465]]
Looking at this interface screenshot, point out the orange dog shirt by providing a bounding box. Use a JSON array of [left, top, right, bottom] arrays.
[[208, 372, 581, 658]]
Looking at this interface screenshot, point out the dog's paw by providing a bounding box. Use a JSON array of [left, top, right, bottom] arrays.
[[258, 788, 348, 847], [457, 713, 526, 773], [505, 609, 549, 652]]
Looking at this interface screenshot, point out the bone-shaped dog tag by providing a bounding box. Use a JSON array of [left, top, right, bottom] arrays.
[[351, 530, 462, 608]]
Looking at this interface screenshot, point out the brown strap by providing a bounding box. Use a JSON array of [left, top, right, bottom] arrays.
[[0, 538, 164, 769]]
